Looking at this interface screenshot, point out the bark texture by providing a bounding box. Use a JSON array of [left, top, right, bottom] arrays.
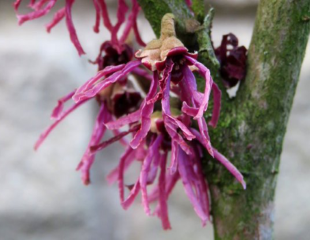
[[138, 0, 310, 239]]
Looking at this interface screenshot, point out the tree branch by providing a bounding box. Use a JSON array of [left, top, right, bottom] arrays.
[[208, 1, 310, 239], [138, 0, 310, 239]]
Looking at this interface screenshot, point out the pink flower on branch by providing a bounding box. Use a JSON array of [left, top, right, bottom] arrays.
[[32, 8, 245, 228], [14, 0, 145, 55], [34, 1, 147, 184], [86, 13, 245, 227], [215, 33, 247, 88]]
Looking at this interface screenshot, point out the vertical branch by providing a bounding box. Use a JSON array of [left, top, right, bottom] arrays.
[[208, 1, 310, 239]]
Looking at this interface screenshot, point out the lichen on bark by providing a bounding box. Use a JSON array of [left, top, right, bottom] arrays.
[[138, 0, 310, 239]]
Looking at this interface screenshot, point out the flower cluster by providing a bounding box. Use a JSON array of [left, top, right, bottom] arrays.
[[215, 33, 247, 88], [14, 0, 145, 55], [16, 1, 246, 230]]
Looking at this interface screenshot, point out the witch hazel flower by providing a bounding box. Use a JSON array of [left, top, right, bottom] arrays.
[[14, 0, 145, 55], [34, 8, 245, 228], [95, 115, 211, 230], [134, 13, 222, 155], [215, 33, 247, 88], [80, 13, 245, 228], [34, 1, 148, 185]]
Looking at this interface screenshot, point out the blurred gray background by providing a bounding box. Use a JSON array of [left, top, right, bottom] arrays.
[[0, 0, 309, 239]]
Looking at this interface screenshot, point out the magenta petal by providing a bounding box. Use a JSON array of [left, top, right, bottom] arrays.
[[165, 122, 192, 155], [105, 109, 141, 130], [213, 148, 246, 189], [131, 0, 146, 47], [34, 98, 90, 151], [92, 0, 101, 33], [106, 147, 135, 184], [76, 103, 110, 185], [110, 0, 129, 46], [74, 64, 125, 101], [166, 115, 196, 141], [119, 8, 133, 44], [28, 0, 37, 9], [185, 55, 213, 119], [131, 67, 152, 82], [191, 128, 246, 189], [168, 140, 178, 174], [178, 147, 209, 224], [182, 63, 197, 93], [181, 101, 198, 117], [193, 91, 204, 104], [122, 181, 140, 210], [112, 129, 128, 146], [31, 0, 49, 11], [74, 60, 141, 102], [130, 71, 158, 149], [197, 117, 214, 157], [65, 0, 85, 56], [107, 143, 146, 184], [148, 171, 179, 204], [147, 148, 161, 185], [140, 135, 163, 215], [147, 57, 174, 105], [117, 147, 135, 202], [97, 0, 113, 32], [208, 82, 221, 128], [158, 151, 171, 230], [46, 7, 66, 33], [14, 0, 22, 12], [90, 125, 139, 153], [120, 0, 145, 47], [132, 14, 146, 47], [161, 68, 192, 155], [51, 90, 75, 119], [16, 0, 56, 25], [191, 146, 210, 222]]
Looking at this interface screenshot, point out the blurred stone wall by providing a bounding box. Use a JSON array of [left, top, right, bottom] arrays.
[[0, 1, 309, 240]]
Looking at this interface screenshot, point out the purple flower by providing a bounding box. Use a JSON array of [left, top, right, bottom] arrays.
[[86, 14, 246, 227], [14, 0, 85, 55], [215, 33, 247, 88], [14, 0, 145, 55], [95, 111, 212, 229], [34, 0, 147, 184], [91, 41, 134, 71], [33, 10, 245, 229]]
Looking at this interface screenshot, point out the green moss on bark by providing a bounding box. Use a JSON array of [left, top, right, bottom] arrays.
[[137, 0, 192, 37], [192, 0, 206, 23]]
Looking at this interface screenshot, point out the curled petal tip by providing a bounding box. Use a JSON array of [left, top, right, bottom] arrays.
[[242, 180, 247, 190], [129, 141, 139, 149], [83, 180, 90, 186], [121, 203, 128, 210], [145, 211, 151, 216], [208, 121, 217, 128], [34, 140, 42, 151]]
